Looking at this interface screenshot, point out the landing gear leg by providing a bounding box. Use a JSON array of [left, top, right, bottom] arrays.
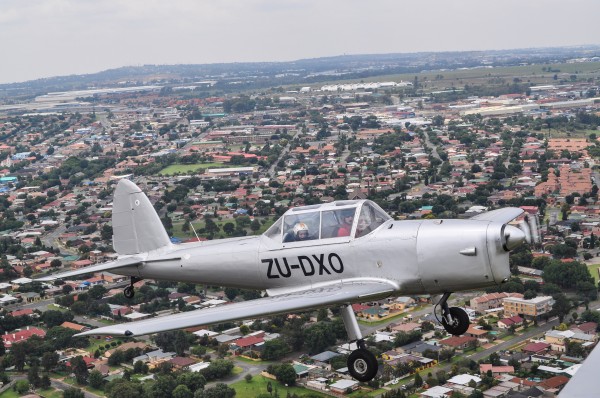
[[341, 305, 378, 382], [437, 292, 470, 336], [123, 277, 141, 299]]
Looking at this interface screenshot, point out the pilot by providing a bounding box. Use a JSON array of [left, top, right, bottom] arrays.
[[284, 222, 311, 242], [336, 210, 354, 237]]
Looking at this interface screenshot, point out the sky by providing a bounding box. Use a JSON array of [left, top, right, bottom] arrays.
[[1, 0, 600, 84]]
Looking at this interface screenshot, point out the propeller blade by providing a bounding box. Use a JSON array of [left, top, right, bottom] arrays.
[[518, 217, 532, 244], [504, 225, 526, 251]]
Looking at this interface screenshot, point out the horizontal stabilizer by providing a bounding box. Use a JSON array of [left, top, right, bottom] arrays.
[[470, 207, 524, 224], [36, 257, 143, 281], [75, 281, 395, 337]]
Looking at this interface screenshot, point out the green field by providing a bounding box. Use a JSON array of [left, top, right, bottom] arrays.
[[158, 163, 229, 175], [231, 376, 327, 398], [587, 262, 600, 283], [301, 61, 600, 94]]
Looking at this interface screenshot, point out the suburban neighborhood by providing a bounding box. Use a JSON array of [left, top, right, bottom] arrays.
[[2, 50, 600, 397]]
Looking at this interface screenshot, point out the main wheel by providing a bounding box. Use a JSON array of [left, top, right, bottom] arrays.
[[441, 307, 469, 336], [347, 348, 378, 382], [123, 286, 135, 299]]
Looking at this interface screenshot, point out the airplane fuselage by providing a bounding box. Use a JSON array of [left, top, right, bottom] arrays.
[[116, 217, 512, 297]]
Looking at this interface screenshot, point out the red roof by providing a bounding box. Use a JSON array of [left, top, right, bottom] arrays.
[[233, 335, 264, 348], [540, 375, 569, 389], [2, 327, 46, 347], [10, 309, 34, 317], [352, 303, 370, 312], [440, 335, 477, 347], [522, 342, 550, 353]]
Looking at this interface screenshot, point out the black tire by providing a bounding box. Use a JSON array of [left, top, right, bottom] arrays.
[[441, 307, 470, 336], [124, 286, 135, 299], [347, 348, 378, 382]]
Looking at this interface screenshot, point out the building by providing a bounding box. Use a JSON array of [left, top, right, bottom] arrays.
[[497, 315, 524, 329], [2, 327, 46, 349], [439, 336, 478, 352], [470, 292, 524, 313], [502, 296, 554, 319]]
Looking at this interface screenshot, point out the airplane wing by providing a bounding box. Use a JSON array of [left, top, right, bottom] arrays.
[[469, 207, 524, 223], [36, 256, 143, 282], [75, 281, 396, 337]]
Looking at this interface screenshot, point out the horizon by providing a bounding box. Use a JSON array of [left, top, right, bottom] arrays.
[[2, 0, 600, 84], [3, 44, 600, 87]]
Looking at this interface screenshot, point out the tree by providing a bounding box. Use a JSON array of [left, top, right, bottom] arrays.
[[275, 363, 297, 386], [105, 380, 143, 398], [552, 294, 572, 322], [261, 339, 289, 361], [245, 373, 253, 383], [173, 330, 191, 356], [11, 342, 27, 371], [41, 374, 51, 389], [223, 222, 235, 236], [414, 372, 423, 388], [14, 380, 30, 394], [176, 372, 206, 391], [194, 383, 236, 398], [303, 322, 337, 353], [70, 356, 89, 385], [151, 375, 176, 398], [28, 364, 41, 388], [173, 385, 193, 398], [89, 369, 105, 389]]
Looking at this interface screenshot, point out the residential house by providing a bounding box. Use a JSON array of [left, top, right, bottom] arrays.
[[470, 292, 524, 313], [497, 315, 524, 329], [522, 342, 551, 356], [439, 336, 477, 352], [479, 364, 515, 376], [169, 356, 197, 370], [2, 326, 46, 349]]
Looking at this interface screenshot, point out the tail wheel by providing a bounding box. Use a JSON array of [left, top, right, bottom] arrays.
[[347, 348, 378, 382], [441, 307, 470, 336]]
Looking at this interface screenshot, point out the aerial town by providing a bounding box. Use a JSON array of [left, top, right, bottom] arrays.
[[2, 50, 600, 398]]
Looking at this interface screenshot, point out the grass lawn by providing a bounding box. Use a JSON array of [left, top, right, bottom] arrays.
[[158, 163, 228, 175], [587, 262, 600, 284], [0, 391, 19, 398], [234, 356, 271, 365], [47, 304, 69, 312], [38, 388, 63, 398], [231, 375, 327, 398], [348, 388, 387, 397], [233, 366, 244, 375]]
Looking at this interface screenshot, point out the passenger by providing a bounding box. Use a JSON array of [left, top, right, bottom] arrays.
[[336, 210, 354, 237], [355, 215, 372, 238], [284, 222, 311, 242]]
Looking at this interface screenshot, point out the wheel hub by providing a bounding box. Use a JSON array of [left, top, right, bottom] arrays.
[[354, 358, 368, 374]]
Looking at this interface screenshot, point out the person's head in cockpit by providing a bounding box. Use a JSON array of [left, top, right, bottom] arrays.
[[293, 222, 310, 241], [337, 210, 354, 237]]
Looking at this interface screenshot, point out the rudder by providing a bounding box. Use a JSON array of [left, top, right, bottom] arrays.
[[112, 179, 172, 255]]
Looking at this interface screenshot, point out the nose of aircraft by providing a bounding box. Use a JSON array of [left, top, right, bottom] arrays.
[[503, 225, 526, 251]]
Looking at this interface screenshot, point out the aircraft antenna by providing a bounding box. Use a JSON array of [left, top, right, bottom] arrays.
[[190, 221, 200, 241]]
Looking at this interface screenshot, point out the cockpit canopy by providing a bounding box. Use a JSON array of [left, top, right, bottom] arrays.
[[264, 200, 391, 244]]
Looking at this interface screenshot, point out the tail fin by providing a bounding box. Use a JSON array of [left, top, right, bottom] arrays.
[[112, 179, 172, 255]]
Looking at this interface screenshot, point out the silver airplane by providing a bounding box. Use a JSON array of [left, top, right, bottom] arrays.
[[38, 179, 538, 382]]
